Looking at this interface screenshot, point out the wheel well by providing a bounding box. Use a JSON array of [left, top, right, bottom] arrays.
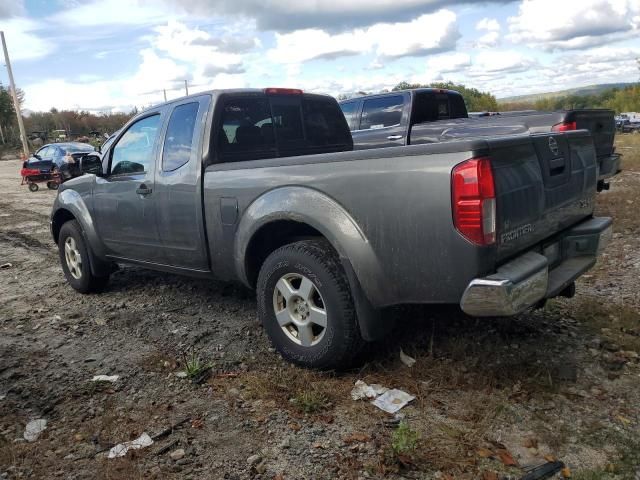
[[51, 209, 76, 243], [245, 220, 324, 288]]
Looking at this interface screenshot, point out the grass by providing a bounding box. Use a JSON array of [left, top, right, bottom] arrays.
[[391, 421, 420, 456], [292, 388, 331, 414], [182, 349, 212, 378], [566, 297, 640, 352]]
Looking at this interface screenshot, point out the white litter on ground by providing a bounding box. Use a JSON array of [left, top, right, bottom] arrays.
[[107, 432, 153, 458], [351, 380, 388, 400], [372, 389, 416, 414], [175, 371, 188, 378], [91, 375, 119, 382], [399, 349, 416, 367], [24, 419, 47, 442]]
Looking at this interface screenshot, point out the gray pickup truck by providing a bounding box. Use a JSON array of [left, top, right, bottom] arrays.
[[51, 88, 612, 369], [339, 88, 620, 191]]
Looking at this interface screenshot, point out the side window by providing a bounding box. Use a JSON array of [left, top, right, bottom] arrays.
[[339, 101, 358, 130], [110, 115, 161, 176], [359, 95, 404, 130], [218, 97, 275, 162], [162, 102, 200, 171]]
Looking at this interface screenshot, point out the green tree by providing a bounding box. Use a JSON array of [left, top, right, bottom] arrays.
[[392, 81, 498, 112]]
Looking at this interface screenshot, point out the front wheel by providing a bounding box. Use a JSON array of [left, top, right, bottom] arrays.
[[58, 220, 110, 293], [256, 239, 363, 370], [47, 181, 59, 190], [28, 182, 38, 192]]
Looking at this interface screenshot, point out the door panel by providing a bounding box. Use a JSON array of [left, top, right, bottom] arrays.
[[351, 94, 408, 150], [155, 96, 211, 270], [93, 113, 165, 263]]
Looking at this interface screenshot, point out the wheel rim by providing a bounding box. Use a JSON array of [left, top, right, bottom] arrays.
[[272, 273, 328, 347], [64, 237, 82, 280]]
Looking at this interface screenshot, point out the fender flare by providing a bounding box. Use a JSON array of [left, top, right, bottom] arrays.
[[235, 187, 392, 341], [52, 190, 111, 277]]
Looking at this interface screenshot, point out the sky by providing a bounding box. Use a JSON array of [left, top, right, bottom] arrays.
[[0, 0, 638, 113]]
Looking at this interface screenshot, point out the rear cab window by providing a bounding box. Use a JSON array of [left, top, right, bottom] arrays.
[[216, 93, 352, 163], [412, 91, 468, 125]]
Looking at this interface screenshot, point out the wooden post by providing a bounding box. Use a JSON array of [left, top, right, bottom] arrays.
[[1, 31, 29, 157]]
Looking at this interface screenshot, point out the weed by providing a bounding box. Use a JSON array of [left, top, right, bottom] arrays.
[[391, 421, 420, 456], [292, 388, 330, 414], [182, 349, 212, 378]]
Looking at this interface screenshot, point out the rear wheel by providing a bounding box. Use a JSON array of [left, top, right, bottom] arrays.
[[47, 181, 59, 190], [256, 239, 363, 370], [28, 182, 38, 192], [58, 220, 110, 293]]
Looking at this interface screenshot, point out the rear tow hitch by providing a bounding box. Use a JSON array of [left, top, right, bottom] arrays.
[[597, 180, 610, 192]]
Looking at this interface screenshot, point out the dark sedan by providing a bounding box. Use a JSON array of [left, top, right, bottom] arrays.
[[24, 142, 96, 181]]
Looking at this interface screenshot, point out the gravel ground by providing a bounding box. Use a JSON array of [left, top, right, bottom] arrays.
[[1, 136, 639, 480]]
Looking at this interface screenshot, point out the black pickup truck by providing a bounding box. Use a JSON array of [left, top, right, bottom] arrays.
[[339, 89, 620, 190]]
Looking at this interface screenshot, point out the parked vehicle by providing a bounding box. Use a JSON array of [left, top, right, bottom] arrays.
[[51, 88, 612, 369], [23, 142, 96, 183], [339, 89, 620, 191]]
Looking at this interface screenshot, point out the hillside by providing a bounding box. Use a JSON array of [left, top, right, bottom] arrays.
[[498, 83, 636, 104]]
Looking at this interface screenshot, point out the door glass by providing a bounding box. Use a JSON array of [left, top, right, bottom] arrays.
[[37, 146, 52, 159], [162, 102, 200, 171], [339, 101, 358, 130], [359, 96, 404, 130], [110, 115, 161, 175]]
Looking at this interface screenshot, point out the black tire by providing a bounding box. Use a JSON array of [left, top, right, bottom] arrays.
[[28, 183, 38, 192], [256, 239, 364, 370], [58, 220, 110, 293], [47, 181, 59, 190]]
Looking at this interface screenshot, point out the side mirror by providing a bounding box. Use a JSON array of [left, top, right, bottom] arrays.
[[32, 154, 41, 160], [96, 145, 101, 153], [80, 154, 103, 176]]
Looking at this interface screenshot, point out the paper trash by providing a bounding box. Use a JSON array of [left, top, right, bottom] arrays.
[[351, 380, 388, 400], [371, 389, 415, 414], [92, 375, 119, 382], [24, 419, 47, 442], [399, 349, 416, 367], [108, 432, 153, 458]]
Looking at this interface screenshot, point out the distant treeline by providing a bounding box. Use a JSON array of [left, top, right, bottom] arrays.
[[499, 85, 640, 113], [24, 108, 135, 140]]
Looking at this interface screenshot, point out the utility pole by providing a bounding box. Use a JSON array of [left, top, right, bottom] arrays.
[[184, 79, 189, 96], [1, 31, 29, 157]]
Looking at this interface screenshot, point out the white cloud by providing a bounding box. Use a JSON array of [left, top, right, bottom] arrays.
[[50, 0, 182, 27], [468, 50, 537, 78], [167, 0, 511, 32], [476, 17, 500, 32], [0, 0, 24, 18], [426, 52, 471, 73], [268, 9, 459, 65], [0, 17, 56, 61], [508, 0, 640, 50]]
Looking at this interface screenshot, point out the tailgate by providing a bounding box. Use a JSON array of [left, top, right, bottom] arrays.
[[567, 109, 615, 158], [488, 131, 598, 262]]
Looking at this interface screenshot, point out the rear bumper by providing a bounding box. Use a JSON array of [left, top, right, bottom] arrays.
[[598, 153, 621, 181], [460, 217, 612, 317]]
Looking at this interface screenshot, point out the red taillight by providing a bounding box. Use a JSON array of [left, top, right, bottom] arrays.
[[264, 87, 303, 95], [551, 121, 576, 132], [451, 157, 496, 246]]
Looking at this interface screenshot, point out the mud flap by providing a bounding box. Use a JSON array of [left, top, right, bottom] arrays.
[[341, 259, 392, 342]]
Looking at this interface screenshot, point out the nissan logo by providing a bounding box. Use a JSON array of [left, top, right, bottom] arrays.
[[548, 136, 559, 156]]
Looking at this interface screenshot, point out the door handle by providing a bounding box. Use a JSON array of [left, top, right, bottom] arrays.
[[136, 184, 152, 196], [387, 135, 404, 140]]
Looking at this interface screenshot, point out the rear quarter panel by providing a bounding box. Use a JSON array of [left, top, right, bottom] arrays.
[[203, 144, 497, 307]]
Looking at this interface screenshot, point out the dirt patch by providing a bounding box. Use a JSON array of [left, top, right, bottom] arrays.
[[1, 136, 639, 479]]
